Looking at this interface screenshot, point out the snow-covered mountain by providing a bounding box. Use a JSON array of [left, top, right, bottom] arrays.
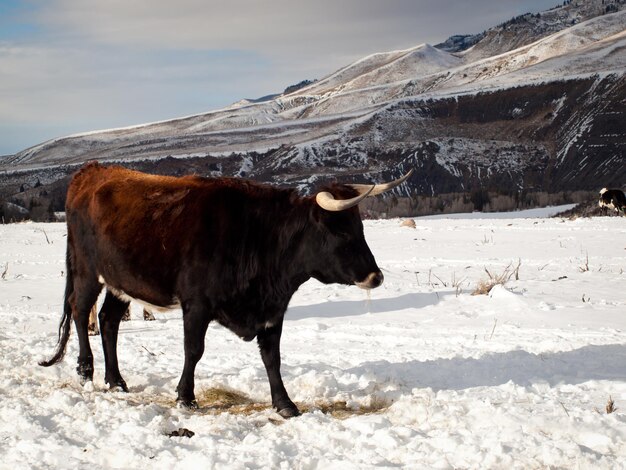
[[1, 0, 625, 218]]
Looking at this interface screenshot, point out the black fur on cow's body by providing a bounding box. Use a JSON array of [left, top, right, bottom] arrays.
[[40, 162, 391, 417], [599, 188, 626, 214]]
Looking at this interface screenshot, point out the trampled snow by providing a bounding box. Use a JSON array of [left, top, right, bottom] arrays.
[[1, 211, 626, 468]]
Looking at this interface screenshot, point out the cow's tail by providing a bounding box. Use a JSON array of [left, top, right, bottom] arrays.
[[39, 247, 74, 367]]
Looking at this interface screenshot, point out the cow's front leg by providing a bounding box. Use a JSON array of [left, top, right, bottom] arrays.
[[176, 303, 211, 409], [257, 320, 299, 418]]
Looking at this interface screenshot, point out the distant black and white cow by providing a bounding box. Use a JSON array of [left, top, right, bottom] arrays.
[[599, 188, 626, 215], [41, 162, 412, 417]]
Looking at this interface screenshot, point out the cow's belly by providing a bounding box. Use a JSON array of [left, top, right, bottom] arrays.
[[99, 271, 291, 341], [215, 315, 278, 342], [213, 297, 288, 341], [98, 275, 180, 312]]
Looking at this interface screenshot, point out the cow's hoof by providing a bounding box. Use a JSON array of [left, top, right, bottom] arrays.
[[76, 364, 94, 384], [106, 379, 129, 393], [109, 384, 128, 393], [176, 399, 199, 410], [277, 405, 300, 418]]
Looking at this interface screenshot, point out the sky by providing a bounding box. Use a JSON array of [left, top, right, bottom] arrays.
[[0, 0, 560, 156]]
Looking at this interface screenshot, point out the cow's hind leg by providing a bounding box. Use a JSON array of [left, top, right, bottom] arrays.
[[257, 321, 299, 418], [72, 278, 102, 384], [176, 303, 211, 408], [99, 290, 131, 391]]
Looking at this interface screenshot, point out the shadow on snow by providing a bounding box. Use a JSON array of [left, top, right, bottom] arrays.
[[286, 292, 444, 320], [340, 343, 626, 391]]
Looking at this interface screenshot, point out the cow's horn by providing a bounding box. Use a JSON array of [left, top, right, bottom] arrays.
[[349, 169, 414, 197], [316, 185, 375, 212]]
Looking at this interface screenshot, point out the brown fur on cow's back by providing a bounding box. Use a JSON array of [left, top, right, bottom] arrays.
[[67, 162, 204, 257], [64, 162, 308, 307], [67, 162, 201, 211], [65, 162, 214, 306]]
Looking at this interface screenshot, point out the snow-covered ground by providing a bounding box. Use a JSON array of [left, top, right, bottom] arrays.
[[1, 209, 625, 468]]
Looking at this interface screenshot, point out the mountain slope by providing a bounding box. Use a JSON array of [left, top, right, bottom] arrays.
[[1, 2, 625, 218], [450, 0, 625, 60], [286, 44, 462, 98]]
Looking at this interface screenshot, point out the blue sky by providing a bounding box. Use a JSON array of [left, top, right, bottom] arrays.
[[0, 0, 559, 156]]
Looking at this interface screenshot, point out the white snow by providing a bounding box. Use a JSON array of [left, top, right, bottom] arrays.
[[1, 211, 626, 468]]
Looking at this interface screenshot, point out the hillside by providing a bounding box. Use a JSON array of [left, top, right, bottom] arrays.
[[1, 1, 625, 219], [458, 0, 625, 60]]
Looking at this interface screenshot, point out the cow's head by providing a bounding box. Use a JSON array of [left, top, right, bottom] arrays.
[[599, 188, 611, 209], [305, 170, 413, 290]]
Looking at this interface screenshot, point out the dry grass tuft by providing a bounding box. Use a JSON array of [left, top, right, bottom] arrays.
[[579, 251, 590, 273], [196, 388, 392, 418], [124, 393, 176, 409], [594, 396, 618, 415], [198, 387, 252, 407], [606, 396, 618, 414], [196, 387, 268, 415], [472, 260, 521, 296]]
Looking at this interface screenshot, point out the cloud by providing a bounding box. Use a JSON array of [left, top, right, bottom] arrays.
[[37, 0, 559, 59], [0, 42, 276, 126]]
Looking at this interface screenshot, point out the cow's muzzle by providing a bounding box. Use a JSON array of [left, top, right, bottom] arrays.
[[355, 271, 384, 289]]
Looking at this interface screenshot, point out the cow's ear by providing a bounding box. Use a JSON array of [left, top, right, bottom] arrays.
[[309, 199, 326, 224]]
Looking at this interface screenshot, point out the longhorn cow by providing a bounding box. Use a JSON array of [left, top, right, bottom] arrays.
[[40, 162, 412, 417]]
